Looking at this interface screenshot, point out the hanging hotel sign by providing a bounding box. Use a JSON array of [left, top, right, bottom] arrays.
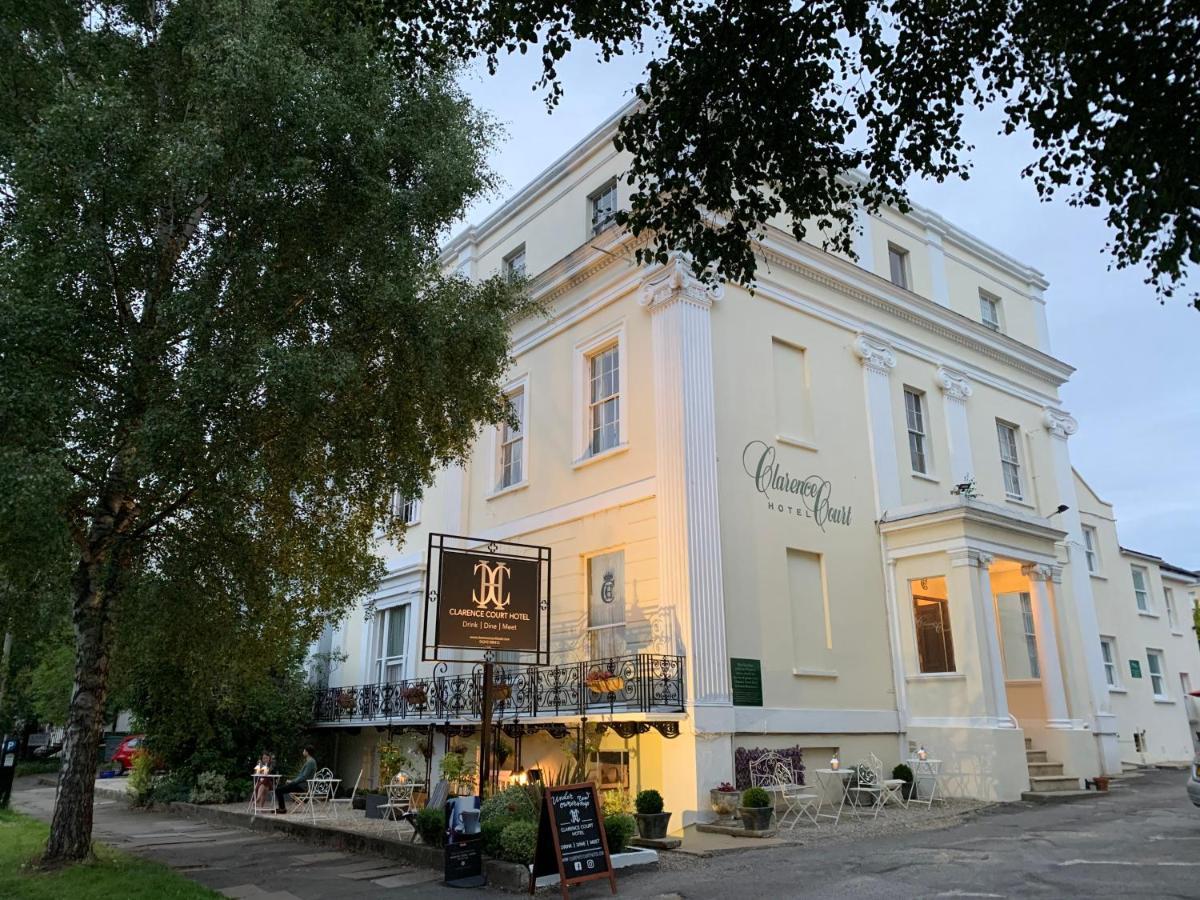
[[741, 439, 852, 529], [424, 533, 552, 666]]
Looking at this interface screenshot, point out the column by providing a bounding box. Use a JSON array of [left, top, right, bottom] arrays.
[[641, 258, 730, 707], [1042, 408, 1120, 768], [936, 366, 974, 485], [950, 548, 1011, 726], [1022, 563, 1071, 727], [852, 333, 901, 514]]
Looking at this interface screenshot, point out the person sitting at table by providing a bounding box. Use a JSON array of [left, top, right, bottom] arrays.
[[253, 751, 275, 807], [275, 745, 317, 814]]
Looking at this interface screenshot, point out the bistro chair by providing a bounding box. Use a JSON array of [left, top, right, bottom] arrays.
[[749, 751, 785, 787], [380, 772, 416, 835], [330, 768, 363, 819], [401, 779, 449, 842], [291, 767, 338, 822], [772, 763, 820, 830], [847, 762, 884, 819], [871, 753, 907, 810]]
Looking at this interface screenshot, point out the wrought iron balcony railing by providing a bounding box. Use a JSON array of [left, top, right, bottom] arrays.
[[312, 654, 685, 724]]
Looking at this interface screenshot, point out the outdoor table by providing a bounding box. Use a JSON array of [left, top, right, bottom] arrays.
[[248, 773, 280, 816], [813, 768, 855, 825], [906, 758, 943, 807]]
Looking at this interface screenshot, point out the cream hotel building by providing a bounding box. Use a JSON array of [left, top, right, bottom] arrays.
[[313, 107, 1200, 821]]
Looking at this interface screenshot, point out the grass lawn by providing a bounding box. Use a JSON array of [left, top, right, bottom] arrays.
[[0, 808, 219, 899]]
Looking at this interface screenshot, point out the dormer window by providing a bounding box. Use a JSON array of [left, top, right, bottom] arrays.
[[980, 290, 1002, 331], [503, 245, 526, 281], [887, 243, 910, 289], [590, 181, 618, 235]]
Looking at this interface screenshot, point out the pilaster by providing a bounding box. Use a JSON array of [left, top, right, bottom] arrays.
[[1022, 563, 1072, 727], [852, 333, 901, 514], [949, 548, 1011, 727], [925, 227, 951, 307], [642, 258, 730, 707], [936, 365, 974, 485], [1041, 408, 1120, 770]]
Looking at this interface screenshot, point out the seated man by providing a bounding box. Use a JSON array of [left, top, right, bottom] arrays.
[[275, 745, 317, 813]]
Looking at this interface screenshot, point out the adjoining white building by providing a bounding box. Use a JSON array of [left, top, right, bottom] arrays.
[[309, 105, 1200, 824]]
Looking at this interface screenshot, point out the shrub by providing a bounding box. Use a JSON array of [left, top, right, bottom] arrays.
[[634, 789, 663, 815], [601, 789, 632, 818], [892, 763, 913, 784], [604, 813, 636, 854], [481, 817, 508, 858], [499, 820, 538, 865], [226, 776, 252, 803], [481, 785, 537, 824], [149, 771, 193, 805], [741, 787, 771, 809], [129, 750, 156, 804], [415, 807, 446, 846], [189, 771, 228, 804]]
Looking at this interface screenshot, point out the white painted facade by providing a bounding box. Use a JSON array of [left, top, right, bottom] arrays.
[[311, 105, 1198, 822]]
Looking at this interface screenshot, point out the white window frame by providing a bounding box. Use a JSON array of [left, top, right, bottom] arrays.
[[390, 492, 421, 526], [589, 180, 618, 235], [572, 320, 628, 466], [903, 387, 930, 476], [995, 420, 1024, 500], [1131, 565, 1152, 613], [887, 243, 910, 289], [503, 244, 526, 281], [1082, 525, 1100, 574], [491, 374, 530, 496], [585, 549, 627, 659], [1146, 648, 1169, 700], [1100, 636, 1122, 690], [1165, 586, 1180, 632], [373, 602, 412, 685], [979, 290, 1002, 331]]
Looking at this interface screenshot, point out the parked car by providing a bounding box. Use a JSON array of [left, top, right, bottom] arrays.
[[109, 734, 146, 774], [1189, 757, 1200, 808]]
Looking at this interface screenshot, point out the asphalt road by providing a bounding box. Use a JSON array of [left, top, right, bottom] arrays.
[[12, 768, 1200, 899]]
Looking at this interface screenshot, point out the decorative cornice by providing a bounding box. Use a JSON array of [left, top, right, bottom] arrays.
[[639, 255, 724, 313], [936, 366, 974, 402], [949, 547, 994, 569], [852, 333, 897, 375], [1042, 407, 1079, 440], [1021, 562, 1063, 583]]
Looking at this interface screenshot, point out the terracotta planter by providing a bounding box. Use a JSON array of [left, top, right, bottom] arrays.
[[738, 805, 773, 831], [587, 676, 624, 693], [709, 789, 740, 821], [636, 812, 672, 840]]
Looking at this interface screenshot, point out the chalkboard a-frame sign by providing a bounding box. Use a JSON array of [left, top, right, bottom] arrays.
[[530, 782, 617, 900]]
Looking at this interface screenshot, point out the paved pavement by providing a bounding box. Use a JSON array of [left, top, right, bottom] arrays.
[[12, 768, 1200, 898]]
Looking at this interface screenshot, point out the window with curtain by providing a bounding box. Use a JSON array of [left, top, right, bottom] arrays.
[[587, 550, 626, 659], [374, 605, 409, 684], [588, 344, 620, 456]]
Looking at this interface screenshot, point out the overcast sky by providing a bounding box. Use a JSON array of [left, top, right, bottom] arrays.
[[458, 48, 1199, 571]]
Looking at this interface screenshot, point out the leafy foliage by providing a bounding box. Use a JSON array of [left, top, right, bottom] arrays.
[[415, 807, 447, 846], [740, 787, 771, 809], [480, 785, 538, 824], [734, 745, 805, 790], [499, 819, 538, 864], [634, 789, 663, 815], [188, 772, 228, 805], [603, 813, 636, 854], [360, 0, 1199, 306], [128, 751, 156, 805]]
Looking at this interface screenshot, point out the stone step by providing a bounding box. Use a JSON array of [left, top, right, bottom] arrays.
[[1021, 789, 1098, 804], [1024, 737, 1033, 750], [1027, 761, 1064, 777], [1029, 774, 1082, 793], [1026, 749, 1048, 763]]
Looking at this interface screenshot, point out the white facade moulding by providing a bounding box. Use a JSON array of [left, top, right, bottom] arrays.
[[640, 257, 732, 708], [936, 365, 975, 485], [853, 332, 902, 515], [949, 548, 1013, 729]]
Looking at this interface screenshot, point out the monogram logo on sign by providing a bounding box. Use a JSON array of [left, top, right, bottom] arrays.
[[601, 572, 615, 604], [472, 560, 512, 610]]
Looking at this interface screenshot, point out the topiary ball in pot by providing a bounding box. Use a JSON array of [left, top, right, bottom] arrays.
[[892, 763, 915, 800], [604, 813, 637, 854], [499, 820, 538, 865], [634, 789, 671, 839], [738, 786, 773, 831]]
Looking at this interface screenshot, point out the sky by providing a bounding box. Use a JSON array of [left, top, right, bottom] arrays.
[[457, 46, 1199, 571]]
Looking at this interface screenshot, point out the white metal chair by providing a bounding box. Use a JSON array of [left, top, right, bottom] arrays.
[[749, 751, 785, 787], [330, 768, 362, 820], [380, 772, 416, 835], [847, 762, 884, 819], [771, 763, 820, 830], [871, 753, 907, 810], [291, 767, 338, 822]]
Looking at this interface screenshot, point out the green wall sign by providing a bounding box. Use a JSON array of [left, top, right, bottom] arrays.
[[730, 658, 763, 707], [1129, 659, 1142, 679]]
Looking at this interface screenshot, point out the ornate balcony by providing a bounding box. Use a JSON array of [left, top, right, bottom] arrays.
[[312, 654, 685, 725]]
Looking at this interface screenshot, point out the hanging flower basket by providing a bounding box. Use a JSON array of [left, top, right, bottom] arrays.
[[492, 683, 512, 702], [400, 686, 427, 706], [337, 692, 357, 711], [587, 672, 625, 694]]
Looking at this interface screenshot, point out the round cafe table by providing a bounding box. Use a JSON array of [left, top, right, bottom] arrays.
[[249, 773, 281, 816], [812, 768, 855, 825], [906, 758, 943, 807]]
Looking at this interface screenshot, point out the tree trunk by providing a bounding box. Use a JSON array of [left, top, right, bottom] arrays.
[[43, 504, 127, 863]]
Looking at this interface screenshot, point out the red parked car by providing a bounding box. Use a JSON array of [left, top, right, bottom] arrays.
[[109, 734, 146, 774]]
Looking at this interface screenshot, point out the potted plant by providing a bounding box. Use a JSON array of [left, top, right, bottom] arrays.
[[892, 763, 915, 801], [634, 789, 671, 839], [709, 782, 740, 821], [738, 787, 773, 831], [586, 669, 625, 693], [400, 684, 427, 707], [363, 787, 390, 819], [439, 750, 478, 796]]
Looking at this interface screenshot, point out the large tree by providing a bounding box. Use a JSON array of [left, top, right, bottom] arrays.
[[0, 0, 528, 862], [367, 0, 1199, 306]]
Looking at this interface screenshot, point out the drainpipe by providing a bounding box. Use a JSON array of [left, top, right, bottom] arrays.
[[877, 515, 910, 761]]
